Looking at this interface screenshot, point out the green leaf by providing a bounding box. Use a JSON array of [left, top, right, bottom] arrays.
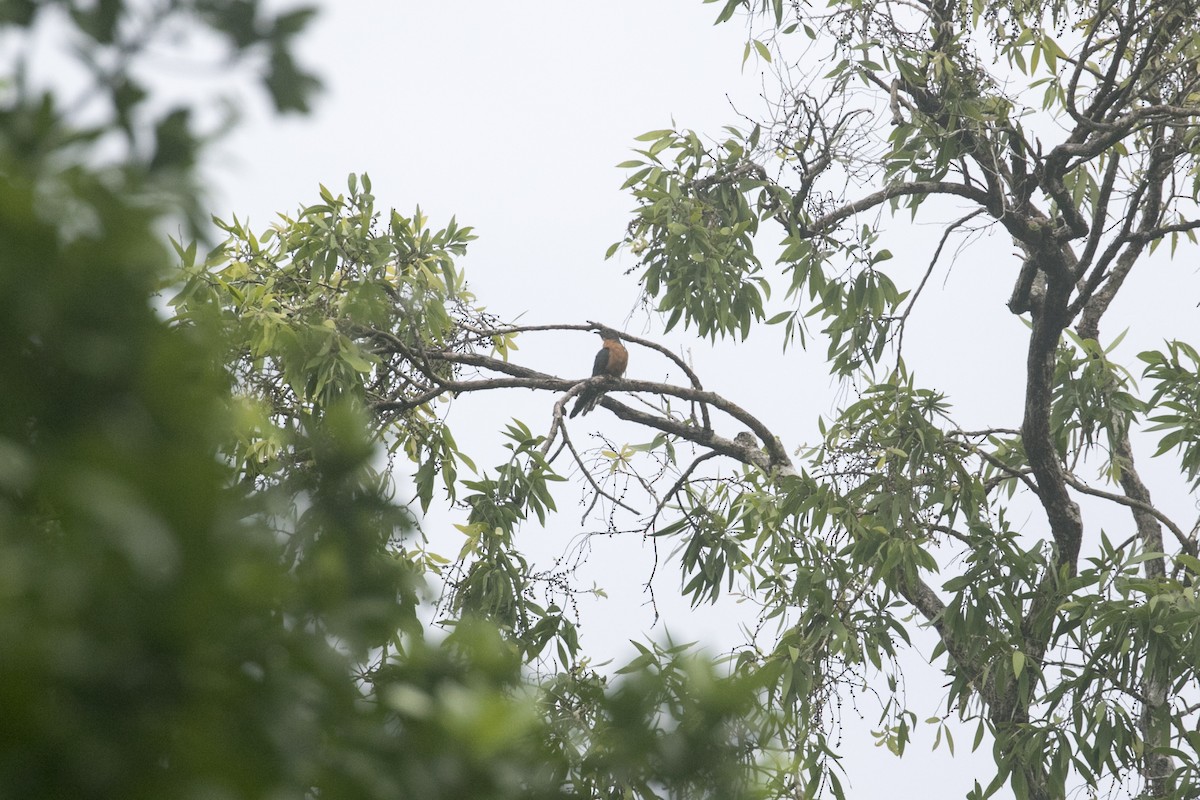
[[634, 128, 674, 141]]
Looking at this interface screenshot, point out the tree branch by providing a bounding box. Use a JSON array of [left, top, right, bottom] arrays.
[[457, 320, 714, 431], [892, 571, 998, 707], [1063, 460, 1192, 557], [372, 348, 794, 476], [800, 181, 991, 235]]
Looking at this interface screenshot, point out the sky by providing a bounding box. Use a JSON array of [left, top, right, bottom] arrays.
[[39, 0, 1200, 796]]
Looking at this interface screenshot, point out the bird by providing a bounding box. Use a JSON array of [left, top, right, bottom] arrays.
[[569, 327, 627, 417]]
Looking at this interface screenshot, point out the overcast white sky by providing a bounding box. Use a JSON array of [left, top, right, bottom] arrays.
[[200, 2, 1195, 797]]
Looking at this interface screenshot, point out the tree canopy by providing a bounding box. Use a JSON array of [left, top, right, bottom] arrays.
[[6, 0, 1200, 799]]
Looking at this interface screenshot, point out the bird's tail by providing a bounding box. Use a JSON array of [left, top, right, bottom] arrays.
[[569, 388, 602, 418]]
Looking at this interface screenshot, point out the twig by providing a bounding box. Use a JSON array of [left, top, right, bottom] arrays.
[[957, 437, 1041, 495], [643, 450, 722, 538], [948, 427, 1023, 438], [560, 423, 641, 519], [897, 210, 985, 358]]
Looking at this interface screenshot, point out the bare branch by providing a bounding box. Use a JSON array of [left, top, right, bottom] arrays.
[[1073, 150, 1122, 277], [896, 210, 986, 358], [1052, 104, 1200, 165], [459, 320, 715, 432], [800, 181, 991, 235], [1062, 471, 1193, 556], [370, 347, 794, 476], [1127, 217, 1200, 244]]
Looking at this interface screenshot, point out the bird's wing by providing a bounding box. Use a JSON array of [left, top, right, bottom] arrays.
[[590, 346, 611, 376]]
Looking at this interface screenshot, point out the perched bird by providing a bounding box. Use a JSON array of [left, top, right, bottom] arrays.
[[569, 327, 627, 417]]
